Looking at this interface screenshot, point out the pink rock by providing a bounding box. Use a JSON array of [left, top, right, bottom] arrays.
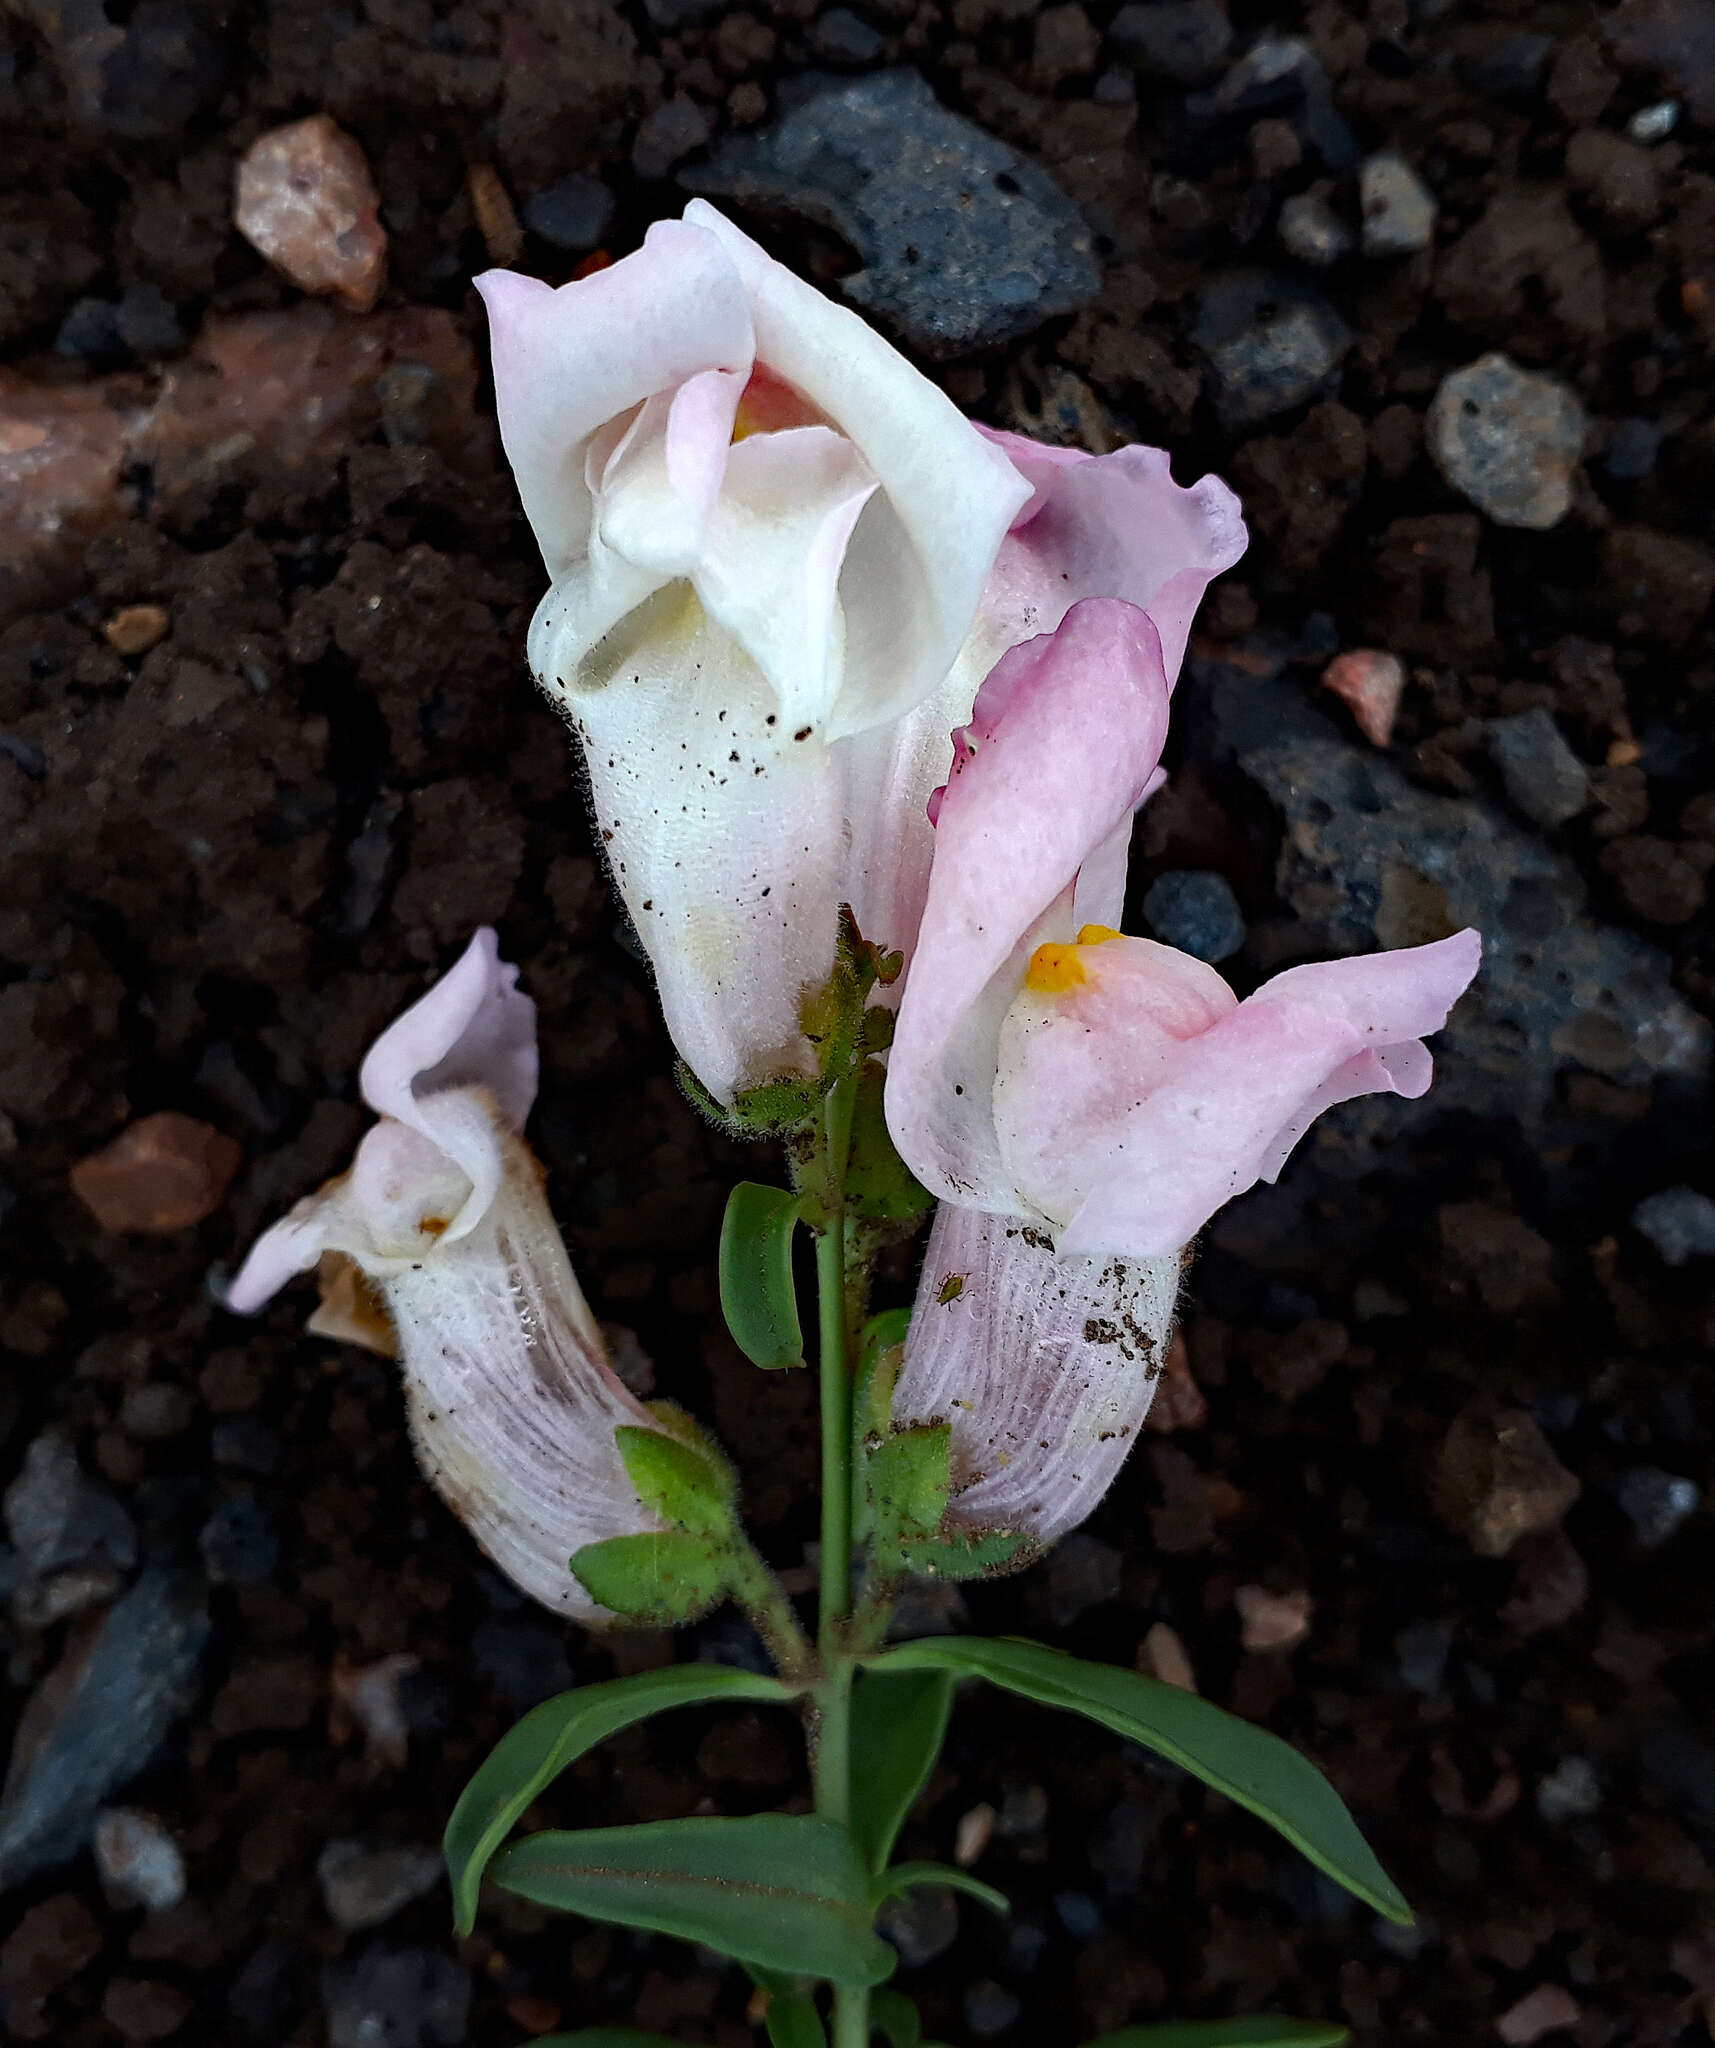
[[0, 375, 131, 617], [1496, 1985, 1581, 2044], [235, 114, 388, 313], [1321, 648, 1406, 747], [1235, 1584, 1314, 1652], [70, 1112, 241, 1233]]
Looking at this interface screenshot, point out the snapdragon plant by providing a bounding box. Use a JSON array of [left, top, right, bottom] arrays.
[[230, 202, 1481, 2048]]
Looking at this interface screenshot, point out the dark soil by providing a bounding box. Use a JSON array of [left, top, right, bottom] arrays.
[[3, 0, 1715, 2042]]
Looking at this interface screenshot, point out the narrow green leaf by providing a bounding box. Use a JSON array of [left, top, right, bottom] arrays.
[[766, 1993, 828, 2048], [570, 1531, 732, 1624], [875, 1861, 1010, 1916], [1087, 2021, 1348, 2047], [847, 1667, 953, 1874], [491, 1814, 895, 1987], [720, 1182, 805, 1370], [868, 1427, 952, 1545], [615, 1424, 734, 1537], [876, 1638, 1410, 1925], [871, 1988, 923, 2048], [443, 1665, 788, 1934]]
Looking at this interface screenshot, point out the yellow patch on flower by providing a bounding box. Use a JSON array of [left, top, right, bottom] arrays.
[[1076, 924, 1125, 947], [1025, 943, 1088, 994]]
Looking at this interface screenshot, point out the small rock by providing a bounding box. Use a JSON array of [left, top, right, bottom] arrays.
[[632, 96, 714, 180], [1192, 269, 1353, 430], [1034, 1531, 1121, 1626], [522, 173, 614, 253], [1320, 649, 1404, 746], [102, 1975, 193, 2042], [1176, 35, 1356, 174], [1497, 1984, 1581, 2044], [103, 604, 170, 656], [1617, 1467, 1701, 1547], [1138, 1621, 1197, 1691], [1054, 1889, 1102, 1939], [1433, 1406, 1580, 1558], [330, 1653, 421, 1772], [93, 1808, 187, 1912], [954, 1802, 996, 1866], [1109, 0, 1231, 85], [116, 285, 183, 359], [688, 70, 1100, 357], [1143, 1333, 1207, 1434], [1141, 869, 1245, 962], [964, 1979, 1022, 2037], [1565, 128, 1662, 232], [465, 164, 522, 267], [317, 1840, 445, 1931], [197, 1491, 279, 1585], [1601, 416, 1660, 481], [69, 1112, 241, 1233], [1469, 31, 1553, 105], [0, 376, 131, 616], [1627, 99, 1679, 141], [1235, 1584, 1313, 1651], [0, 1892, 102, 2037], [1395, 1620, 1454, 1694], [1428, 353, 1587, 530], [997, 1784, 1049, 1836], [1278, 191, 1353, 268], [4, 1432, 137, 1626], [1632, 1185, 1715, 1265], [1486, 709, 1589, 829], [1500, 1529, 1588, 1634], [55, 296, 126, 362], [1360, 152, 1438, 256], [1030, 2, 1100, 90], [1535, 1755, 1600, 1824], [322, 1946, 471, 2048], [814, 7, 886, 65], [120, 1383, 195, 1440], [877, 1884, 959, 1967], [235, 115, 388, 314]]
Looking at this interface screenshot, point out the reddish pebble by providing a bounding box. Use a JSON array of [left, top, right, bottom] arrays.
[[70, 1113, 241, 1234], [235, 114, 388, 313], [1235, 1584, 1314, 1652], [0, 376, 130, 614], [1497, 1984, 1581, 2044], [1321, 648, 1405, 747], [1138, 1621, 1197, 1692]]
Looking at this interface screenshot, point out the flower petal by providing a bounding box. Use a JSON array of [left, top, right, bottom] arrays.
[[894, 1203, 1178, 1544], [1246, 928, 1483, 1044]]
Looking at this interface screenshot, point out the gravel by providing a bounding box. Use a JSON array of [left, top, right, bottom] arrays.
[[1428, 353, 1588, 529]]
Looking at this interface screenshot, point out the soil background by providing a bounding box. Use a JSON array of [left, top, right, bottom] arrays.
[[3, 0, 1715, 2040]]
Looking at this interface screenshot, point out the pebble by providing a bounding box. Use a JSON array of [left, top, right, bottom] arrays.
[[1497, 1985, 1582, 2044], [1320, 649, 1404, 746], [69, 1112, 241, 1234], [1486, 709, 1589, 829], [1177, 36, 1356, 174], [1631, 1185, 1715, 1265], [964, 1979, 1022, 2037], [1469, 31, 1552, 105], [466, 164, 523, 266], [631, 96, 714, 180], [1034, 1530, 1122, 1626], [1601, 415, 1661, 482], [954, 1802, 996, 1867], [997, 1783, 1049, 1836], [0, 1564, 210, 1888], [1628, 99, 1679, 141], [322, 1945, 471, 2048], [1141, 869, 1245, 962], [1396, 1619, 1455, 1695], [317, 1839, 445, 1931], [814, 7, 887, 64], [1534, 1755, 1601, 1823], [1192, 268, 1353, 430], [1432, 1406, 1580, 1558], [1143, 1333, 1208, 1433], [1278, 191, 1353, 268], [4, 1432, 137, 1626], [877, 1884, 959, 1967], [119, 1383, 195, 1441], [103, 604, 170, 656], [1360, 152, 1438, 256], [1616, 1466, 1701, 1547], [688, 70, 1100, 357], [235, 115, 388, 314], [1054, 1888, 1103, 1939], [0, 377, 131, 615], [93, 1808, 188, 1912], [1108, 0, 1231, 85], [331, 1652, 421, 1771], [522, 173, 614, 253], [1138, 1621, 1197, 1691], [1428, 353, 1588, 530], [1235, 1584, 1314, 1651], [197, 1491, 279, 1585], [102, 1975, 194, 2043]]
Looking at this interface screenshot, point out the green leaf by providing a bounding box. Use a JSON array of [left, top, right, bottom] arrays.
[[766, 1993, 828, 2048], [847, 1666, 953, 1875], [570, 1531, 734, 1624], [1086, 2022, 1348, 2047], [615, 1423, 734, 1537], [491, 1814, 896, 1987], [875, 1861, 1009, 1917], [720, 1182, 806, 1370], [443, 1665, 789, 1935], [871, 1989, 923, 2048], [876, 1638, 1411, 1925], [894, 1527, 1039, 1582], [869, 1427, 952, 1546], [843, 1061, 933, 1230]]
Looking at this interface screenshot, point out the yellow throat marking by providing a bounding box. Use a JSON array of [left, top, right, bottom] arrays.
[[1024, 925, 1126, 995]]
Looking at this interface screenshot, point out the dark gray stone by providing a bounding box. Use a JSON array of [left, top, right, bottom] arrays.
[[1142, 868, 1245, 961], [1395, 1619, 1454, 1695], [813, 7, 886, 65], [633, 96, 715, 181], [0, 1564, 209, 1890], [877, 1883, 959, 1966], [1108, 0, 1231, 85], [197, 1491, 278, 1586], [1535, 1754, 1601, 1822], [1053, 1888, 1102, 1938], [1602, 416, 1662, 481], [522, 173, 615, 253], [322, 1946, 471, 2048], [1467, 31, 1552, 105], [4, 1433, 137, 1627], [55, 297, 126, 362], [964, 1979, 1023, 2036], [1172, 36, 1356, 173], [686, 69, 1101, 356], [1617, 1467, 1701, 1546], [1632, 1185, 1715, 1265], [317, 1841, 444, 1932], [1485, 708, 1589, 829], [1192, 269, 1352, 429], [115, 283, 183, 357], [1277, 192, 1352, 268]]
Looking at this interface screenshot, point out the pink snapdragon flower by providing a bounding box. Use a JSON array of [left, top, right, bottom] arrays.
[[885, 601, 1481, 1542], [225, 930, 668, 1619]]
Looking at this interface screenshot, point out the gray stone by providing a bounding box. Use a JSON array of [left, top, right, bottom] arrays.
[[1602, 416, 1661, 481], [322, 1945, 471, 2048], [197, 1491, 278, 1586], [878, 1883, 959, 1966], [1054, 1888, 1102, 1938], [1617, 1467, 1701, 1547], [521, 173, 614, 253], [1535, 1755, 1600, 1823], [1396, 1619, 1454, 1695], [1632, 1186, 1715, 1265], [4, 1433, 137, 1627], [119, 1383, 194, 1440], [1485, 709, 1589, 829], [965, 1979, 1023, 2036], [1278, 191, 1352, 268], [1359, 152, 1438, 256], [0, 1564, 209, 1889], [1108, 0, 1231, 85], [1428, 353, 1588, 530], [1142, 868, 1245, 961], [93, 1807, 187, 1911], [633, 96, 715, 181], [317, 1840, 445, 1931], [686, 70, 1101, 356], [1176, 36, 1356, 173], [1192, 269, 1352, 430], [813, 7, 886, 64], [1628, 99, 1680, 142]]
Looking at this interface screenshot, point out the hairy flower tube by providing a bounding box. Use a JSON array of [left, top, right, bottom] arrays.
[[886, 600, 1482, 1542], [224, 929, 667, 1619], [478, 201, 1030, 1103]]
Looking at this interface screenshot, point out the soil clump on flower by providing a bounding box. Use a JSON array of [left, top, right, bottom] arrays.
[[2, 0, 1714, 2041]]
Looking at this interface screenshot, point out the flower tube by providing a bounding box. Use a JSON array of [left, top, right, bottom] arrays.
[[225, 929, 667, 1619], [886, 601, 1481, 1543]]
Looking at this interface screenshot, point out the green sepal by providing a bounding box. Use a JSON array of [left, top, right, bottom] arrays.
[[868, 1427, 952, 1568], [894, 1526, 1040, 1582], [720, 1181, 806, 1371], [843, 1061, 933, 1233], [870, 1989, 923, 2048], [730, 1074, 826, 1137], [570, 1531, 734, 1624], [616, 1421, 736, 1538], [873, 1861, 1010, 1917]]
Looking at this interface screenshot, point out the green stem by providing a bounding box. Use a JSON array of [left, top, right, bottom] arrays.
[[816, 1219, 853, 1649]]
